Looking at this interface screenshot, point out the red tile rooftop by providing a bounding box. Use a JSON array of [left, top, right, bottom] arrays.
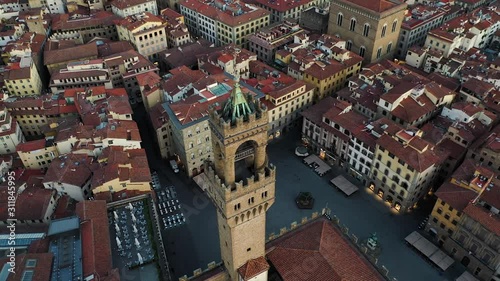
[[391, 94, 435, 123], [44, 154, 95, 187], [149, 103, 169, 130], [251, 0, 315, 12], [76, 200, 115, 280], [16, 139, 47, 152], [115, 12, 165, 32], [0, 253, 53, 281], [337, 0, 405, 13], [377, 134, 441, 173], [112, 0, 154, 8], [51, 11, 120, 31], [13, 187, 55, 221], [238, 257, 269, 280], [266, 217, 385, 281], [435, 182, 477, 212], [464, 203, 500, 236], [461, 78, 494, 97], [180, 0, 269, 27], [161, 7, 183, 19]]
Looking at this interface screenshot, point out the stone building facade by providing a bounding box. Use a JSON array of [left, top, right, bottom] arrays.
[[327, 0, 407, 64]]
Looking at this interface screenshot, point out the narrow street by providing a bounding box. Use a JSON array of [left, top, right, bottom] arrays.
[[134, 106, 220, 278]]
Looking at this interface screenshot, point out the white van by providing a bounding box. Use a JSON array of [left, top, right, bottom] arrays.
[[170, 160, 179, 173]]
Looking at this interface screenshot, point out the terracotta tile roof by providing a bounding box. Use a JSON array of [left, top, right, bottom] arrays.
[[304, 60, 345, 80], [51, 11, 120, 32], [301, 97, 349, 127], [112, 0, 154, 9], [115, 12, 165, 32], [92, 148, 151, 187], [160, 39, 216, 69], [377, 133, 441, 173], [0, 253, 53, 281], [161, 7, 183, 19], [391, 94, 435, 123], [97, 40, 135, 57], [480, 178, 500, 209], [149, 103, 169, 130], [329, 110, 368, 141], [253, 0, 319, 12], [483, 90, 500, 114], [27, 237, 50, 253], [44, 42, 98, 66], [337, 0, 405, 13], [427, 72, 460, 91], [16, 139, 46, 152], [180, 0, 270, 27], [424, 81, 454, 100], [461, 78, 494, 98], [266, 217, 384, 281], [136, 71, 161, 87], [435, 182, 477, 212], [463, 204, 500, 236], [51, 195, 75, 219], [4, 66, 31, 80], [237, 256, 269, 280], [451, 159, 486, 184], [108, 95, 133, 115], [198, 44, 256, 69], [43, 154, 95, 187], [437, 138, 466, 160], [76, 200, 116, 280], [13, 187, 55, 221]]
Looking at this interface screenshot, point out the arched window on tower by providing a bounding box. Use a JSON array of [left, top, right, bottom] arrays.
[[337, 13, 343, 26], [350, 18, 356, 31], [346, 40, 352, 50], [392, 20, 398, 33], [359, 46, 366, 58], [381, 24, 387, 37], [363, 23, 370, 37]]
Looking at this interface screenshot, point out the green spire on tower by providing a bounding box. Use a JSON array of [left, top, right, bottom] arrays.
[[221, 48, 255, 124]]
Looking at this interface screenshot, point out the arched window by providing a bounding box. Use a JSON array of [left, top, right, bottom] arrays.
[[346, 40, 352, 50], [359, 46, 366, 57], [350, 18, 356, 31], [392, 20, 398, 33], [387, 42, 393, 54], [337, 13, 343, 26], [376, 47, 382, 59], [381, 24, 387, 37], [363, 23, 370, 37]]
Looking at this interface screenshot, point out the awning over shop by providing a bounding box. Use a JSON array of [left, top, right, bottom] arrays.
[[330, 175, 359, 196], [405, 231, 454, 271], [456, 271, 480, 281]]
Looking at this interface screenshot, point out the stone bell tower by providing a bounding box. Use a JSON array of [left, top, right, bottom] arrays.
[[204, 57, 276, 281]]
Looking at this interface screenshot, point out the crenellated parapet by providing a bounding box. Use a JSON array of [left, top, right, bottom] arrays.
[[206, 163, 276, 201], [209, 99, 268, 143]]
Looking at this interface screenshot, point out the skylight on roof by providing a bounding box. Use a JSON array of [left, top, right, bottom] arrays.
[[21, 270, 34, 281], [25, 259, 37, 268]]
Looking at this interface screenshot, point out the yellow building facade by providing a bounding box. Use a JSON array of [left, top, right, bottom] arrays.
[[17, 139, 59, 170], [4, 59, 43, 97]]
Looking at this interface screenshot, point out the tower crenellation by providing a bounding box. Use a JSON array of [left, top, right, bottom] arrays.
[[205, 163, 276, 202], [209, 99, 268, 139]]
